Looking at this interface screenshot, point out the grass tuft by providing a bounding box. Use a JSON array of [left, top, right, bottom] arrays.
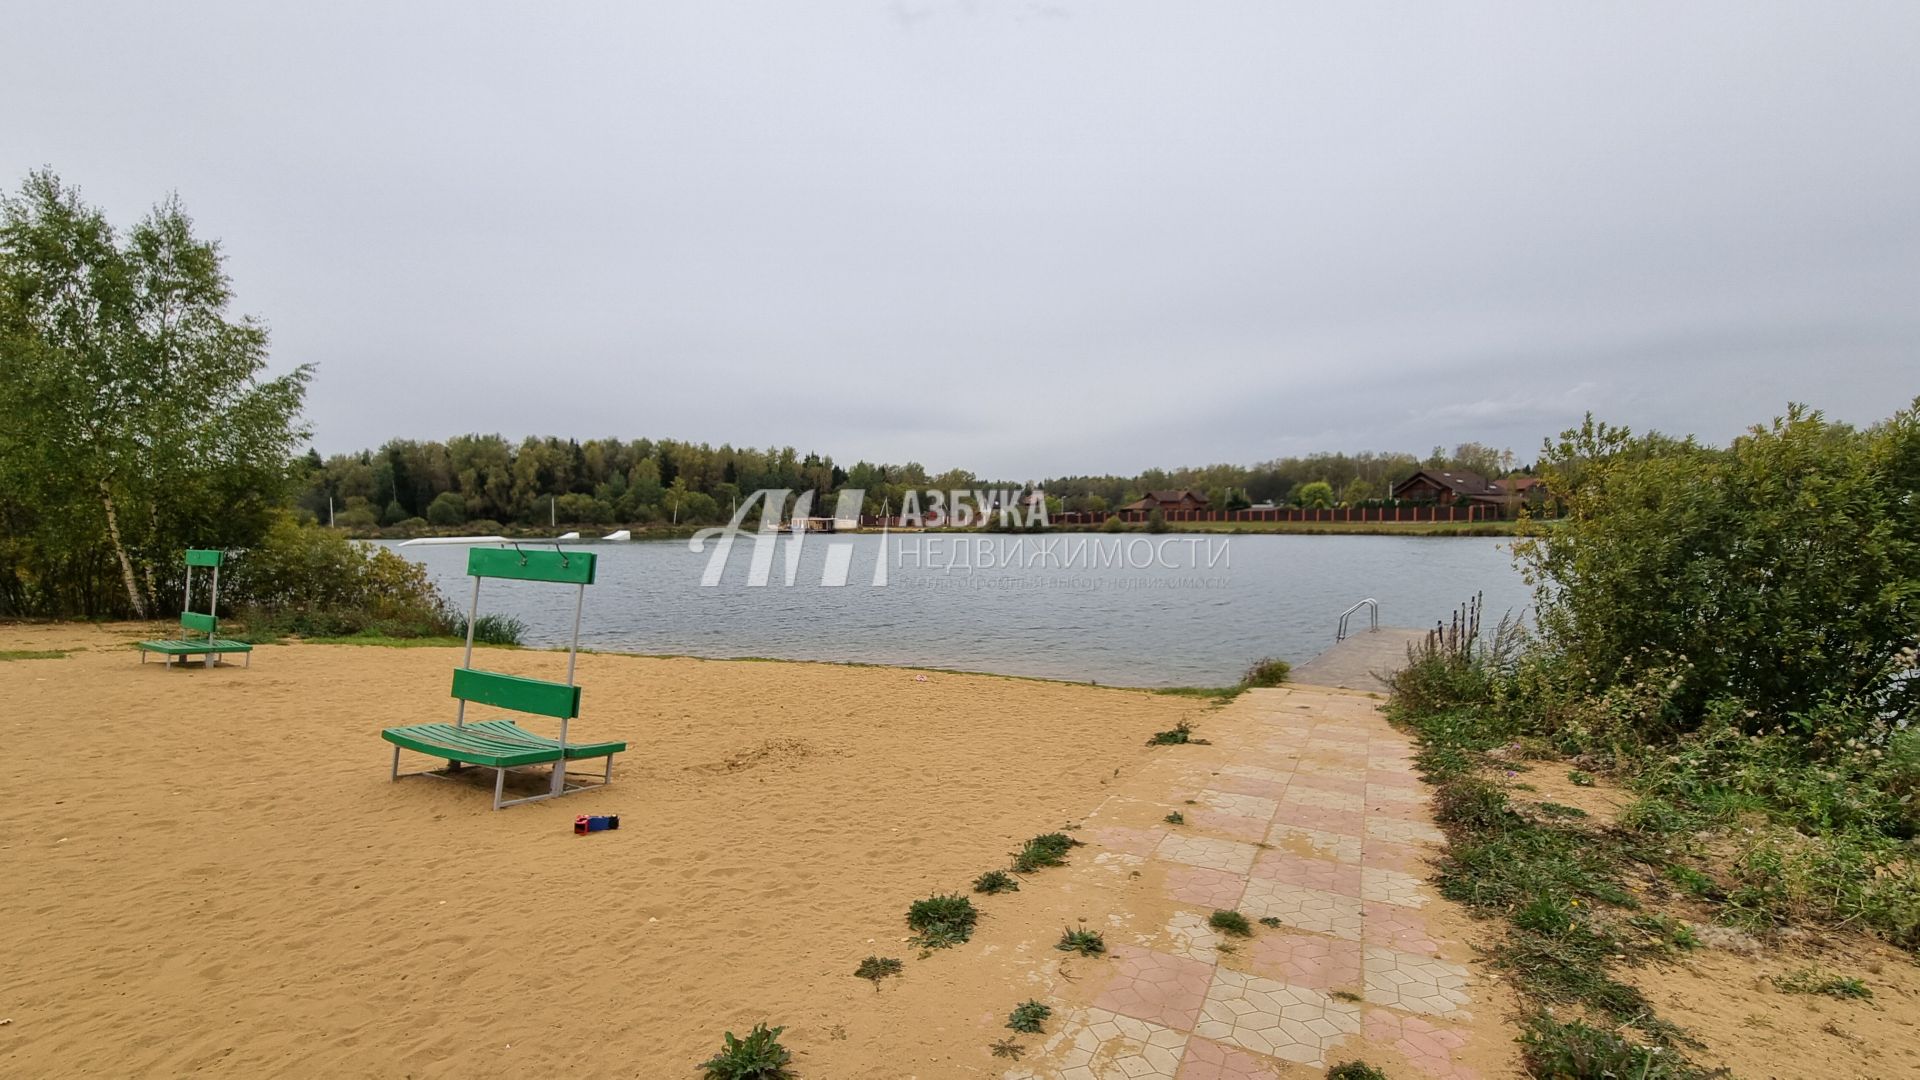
[[699, 1022, 792, 1080], [1773, 967, 1872, 1000], [973, 869, 1019, 894], [1164, 811, 1185, 825], [0, 649, 71, 661], [854, 955, 902, 988], [1012, 832, 1080, 873], [1056, 927, 1106, 955], [1208, 909, 1253, 937], [1326, 1063, 1388, 1080], [1005, 999, 1052, 1034], [907, 894, 978, 949], [988, 1036, 1025, 1059]]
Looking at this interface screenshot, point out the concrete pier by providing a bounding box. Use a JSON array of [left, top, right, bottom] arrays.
[[1288, 626, 1427, 693]]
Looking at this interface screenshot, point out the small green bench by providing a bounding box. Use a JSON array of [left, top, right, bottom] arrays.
[[137, 550, 253, 668], [382, 547, 625, 810]]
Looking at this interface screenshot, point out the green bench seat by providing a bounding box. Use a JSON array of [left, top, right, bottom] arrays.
[[380, 720, 626, 769], [136, 637, 254, 656]]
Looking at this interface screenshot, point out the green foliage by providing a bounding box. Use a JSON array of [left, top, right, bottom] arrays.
[[0, 649, 69, 661], [698, 1023, 791, 1080], [1567, 770, 1595, 787], [453, 613, 528, 646], [1772, 967, 1871, 999], [1515, 404, 1920, 735], [1240, 656, 1290, 688], [1012, 832, 1079, 873], [1147, 720, 1200, 745], [1208, 910, 1252, 937], [1520, 1014, 1719, 1080], [1535, 802, 1589, 819], [425, 491, 468, 526], [1258, 916, 1281, 928], [1056, 927, 1105, 955], [0, 170, 312, 618], [1325, 1063, 1388, 1080], [1005, 999, 1052, 1034], [906, 894, 978, 949], [972, 870, 1018, 894], [854, 955, 903, 987], [1163, 811, 1185, 825], [988, 1037, 1024, 1059], [1145, 508, 1167, 533], [225, 513, 458, 638], [1296, 480, 1335, 509]]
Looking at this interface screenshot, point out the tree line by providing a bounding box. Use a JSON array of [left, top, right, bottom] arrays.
[[299, 438, 1525, 530]]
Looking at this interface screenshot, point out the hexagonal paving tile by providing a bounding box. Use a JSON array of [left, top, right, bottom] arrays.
[[1280, 785, 1366, 813], [1362, 1009, 1478, 1079], [1192, 968, 1360, 1066], [1161, 909, 1227, 962], [1174, 1035, 1292, 1079], [1361, 901, 1442, 955], [1196, 789, 1280, 820], [1186, 809, 1272, 844], [1007, 1007, 1189, 1080], [1154, 832, 1259, 875], [1364, 816, 1446, 845], [1239, 879, 1363, 939], [1244, 931, 1363, 992], [1264, 823, 1362, 864], [1250, 849, 1362, 897], [1362, 945, 1473, 1017], [1360, 865, 1430, 908], [1092, 945, 1217, 1029], [1164, 864, 1251, 909]]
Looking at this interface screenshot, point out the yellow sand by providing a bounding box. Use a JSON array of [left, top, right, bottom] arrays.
[[0, 623, 1212, 1077]]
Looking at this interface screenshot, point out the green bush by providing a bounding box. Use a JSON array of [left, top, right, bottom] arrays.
[[1240, 657, 1290, 688], [907, 894, 978, 948], [225, 514, 457, 638], [698, 1023, 791, 1080], [1208, 910, 1252, 937], [1326, 1064, 1388, 1080], [1516, 403, 1920, 733], [973, 870, 1018, 894], [425, 492, 468, 526], [1006, 999, 1052, 1034], [1012, 832, 1079, 873]]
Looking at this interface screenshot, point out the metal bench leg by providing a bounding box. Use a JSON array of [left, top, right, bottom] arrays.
[[245, 651, 251, 668], [492, 769, 506, 811], [390, 743, 401, 781], [604, 754, 615, 783]]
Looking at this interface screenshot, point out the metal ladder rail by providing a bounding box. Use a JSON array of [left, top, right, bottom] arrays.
[[1335, 598, 1379, 642]]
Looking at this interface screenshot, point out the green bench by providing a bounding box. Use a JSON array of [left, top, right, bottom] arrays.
[[382, 547, 626, 810], [137, 549, 253, 668]]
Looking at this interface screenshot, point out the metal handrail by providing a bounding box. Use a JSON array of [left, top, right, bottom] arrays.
[[1335, 598, 1379, 642]]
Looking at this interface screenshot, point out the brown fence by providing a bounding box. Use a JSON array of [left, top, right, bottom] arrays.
[[860, 503, 1510, 528]]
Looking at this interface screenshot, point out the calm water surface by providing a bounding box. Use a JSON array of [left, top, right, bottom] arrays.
[[386, 533, 1529, 687]]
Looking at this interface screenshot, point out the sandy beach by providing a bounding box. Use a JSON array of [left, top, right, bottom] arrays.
[[2, 622, 1219, 1077]]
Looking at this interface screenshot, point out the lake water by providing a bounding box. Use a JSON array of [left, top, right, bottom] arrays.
[[385, 533, 1531, 687]]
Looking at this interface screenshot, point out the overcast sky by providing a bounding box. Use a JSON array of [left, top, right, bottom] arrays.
[[6, 2, 1916, 476]]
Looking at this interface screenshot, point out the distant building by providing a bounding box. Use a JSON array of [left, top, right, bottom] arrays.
[[1391, 469, 1545, 507], [1120, 489, 1211, 513]]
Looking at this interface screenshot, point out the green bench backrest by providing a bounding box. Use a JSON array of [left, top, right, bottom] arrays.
[[467, 547, 596, 585], [451, 668, 581, 719], [180, 611, 218, 634], [185, 549, 224, 568]]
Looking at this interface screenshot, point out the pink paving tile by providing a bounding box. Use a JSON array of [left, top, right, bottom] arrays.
[[1187, 809, 1271, 844], [1175, 1035, 1291, 1079], [1364, 1009, 1478, 1079], [1362, 900, 1442, 955], [1091, 944, 1217, 1030], [1360, 839, 1431, 874], [1366, 798, 1437, 823], [1207, 773, 1290, 800], [1086, 824, 1167, 856], [1243, 931, 1363, 991], [1287, 770, 1368, 796], [1270, 801, 1366, 835], [1251, 849, 1363, 897], [1164, 864, 1250, 909], [1366, 768, 1426, 789]]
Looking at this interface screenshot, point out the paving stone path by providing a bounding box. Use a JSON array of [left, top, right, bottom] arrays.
[[1004, 684, 1516, 1079]]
